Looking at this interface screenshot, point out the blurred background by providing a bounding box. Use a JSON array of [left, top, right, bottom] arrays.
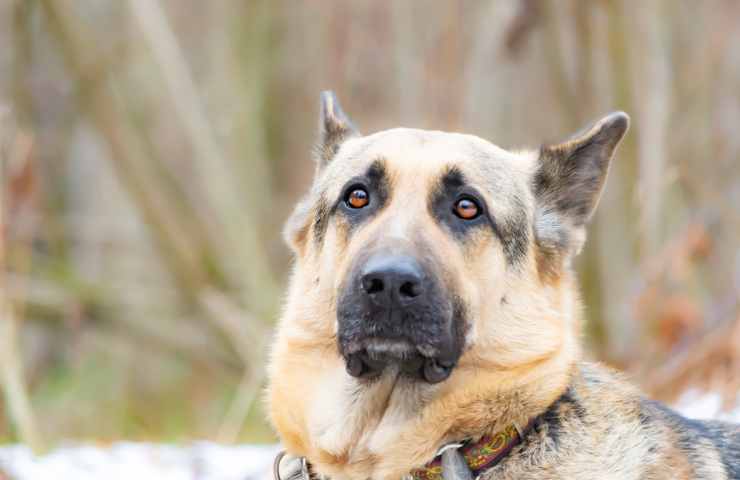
[[1, 0, 739, 451]]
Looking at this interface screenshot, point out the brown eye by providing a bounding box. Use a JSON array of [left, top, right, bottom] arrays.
[[454, 198, 480, 220], [346, 188, 369, 209]]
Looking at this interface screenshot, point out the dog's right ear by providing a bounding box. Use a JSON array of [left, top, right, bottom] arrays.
[[314, 91, 359, 170], [284, 92, 357, 254]]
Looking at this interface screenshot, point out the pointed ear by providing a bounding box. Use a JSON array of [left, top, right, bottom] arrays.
[[535, 112, 629, 225], [314, 91, 359, 169], [533, 112, 629, 268]]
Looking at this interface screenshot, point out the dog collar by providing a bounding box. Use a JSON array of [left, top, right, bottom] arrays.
[[273, 423, 528, 480], [410, 423, 527, 480]]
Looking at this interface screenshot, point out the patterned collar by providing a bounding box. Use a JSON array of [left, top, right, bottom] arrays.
[[273, 422, 530, 480], [410, 423, 529, 480]]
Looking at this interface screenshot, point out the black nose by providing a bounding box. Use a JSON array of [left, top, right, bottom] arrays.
[[360, 254, 425, 308]]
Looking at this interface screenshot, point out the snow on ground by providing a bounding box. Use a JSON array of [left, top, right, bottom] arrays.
[[1, 392, 738, 480], [0, 442, 280, 480], [674, 389, 740, 422]]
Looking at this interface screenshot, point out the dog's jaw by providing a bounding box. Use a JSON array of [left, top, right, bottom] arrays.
[[269, 329, 575, 480], [268, 270, 580, 480], [342, 337, 456, 384]]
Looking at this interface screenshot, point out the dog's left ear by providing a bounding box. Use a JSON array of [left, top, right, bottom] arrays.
[[314, 90, 359, 170], [533, 112, 629, 266]]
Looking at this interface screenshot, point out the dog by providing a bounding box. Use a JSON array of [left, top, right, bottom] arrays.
[[266, 91, 740, 480]]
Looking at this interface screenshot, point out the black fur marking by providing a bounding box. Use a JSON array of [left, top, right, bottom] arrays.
[[644, 399, 740, 478], [429, 167, 527, 266], [638, 408, 652, 427], [441, 166, 466, 190], [366, 159, 389, 196], [333, 158, 390, 232], [498, 193, 529, 266], [312, 197, 331, 246], [430, 167, 499, 236], [532, 387, 587, 450]]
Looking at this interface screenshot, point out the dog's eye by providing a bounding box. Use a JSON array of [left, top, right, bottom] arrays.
[[453, 198, 480, 220], [346, 188, 370, 209]]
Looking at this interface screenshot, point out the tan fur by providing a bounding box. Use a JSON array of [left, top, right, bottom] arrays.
[[267, 108, 739, 479], [268, 129, 581, 479]]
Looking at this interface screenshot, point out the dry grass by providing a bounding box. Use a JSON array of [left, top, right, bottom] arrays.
[[0, 0, 738, 445]]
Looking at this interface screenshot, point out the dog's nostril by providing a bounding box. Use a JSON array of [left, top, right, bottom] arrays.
[[399, 281, 421, 298], [363, 277, 384, 295], [359, 254, 426, 305]]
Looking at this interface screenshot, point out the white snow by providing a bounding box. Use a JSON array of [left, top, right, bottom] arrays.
[[1, 392, 738, 480], [0, 442, 280, 480], [673, 389, 740, 422]]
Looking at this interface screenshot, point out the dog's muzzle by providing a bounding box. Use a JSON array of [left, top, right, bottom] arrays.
[[336, 248, 464, 384]]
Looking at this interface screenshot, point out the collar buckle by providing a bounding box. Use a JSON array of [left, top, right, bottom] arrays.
[[439, 447, 474, 480], [273, 451, 310, 480]]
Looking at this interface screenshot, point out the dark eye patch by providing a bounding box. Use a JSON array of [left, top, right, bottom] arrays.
[[429, 166, 498, 239], [429, 165, 529, 266], [332, 157, 390, 229]]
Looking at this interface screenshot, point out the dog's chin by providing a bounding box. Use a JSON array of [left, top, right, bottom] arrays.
[[342, 338, 456, 384]]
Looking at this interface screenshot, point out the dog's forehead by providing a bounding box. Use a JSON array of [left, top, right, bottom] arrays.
[[325, 128, 534, 200], [354, 128, 516, 168]]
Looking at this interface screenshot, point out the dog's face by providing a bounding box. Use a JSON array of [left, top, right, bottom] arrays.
[[268, 92, 628, 477], [322, 129, 533, 385], [280, 93, 627, 386]]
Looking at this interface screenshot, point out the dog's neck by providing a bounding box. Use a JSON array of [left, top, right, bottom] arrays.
[[269, 265, 580, 479], [271, 333, 575, 480]]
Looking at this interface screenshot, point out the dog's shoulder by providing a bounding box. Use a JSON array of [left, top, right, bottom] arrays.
[[574, 363, 740, 478], [639, 397, 740, 479], [531, 362, 648, 445], [484, 363, 739, 479]]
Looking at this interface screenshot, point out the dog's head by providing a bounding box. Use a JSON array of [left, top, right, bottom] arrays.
[[279, 92, 628, 387], [268, 93, 629, 476]]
